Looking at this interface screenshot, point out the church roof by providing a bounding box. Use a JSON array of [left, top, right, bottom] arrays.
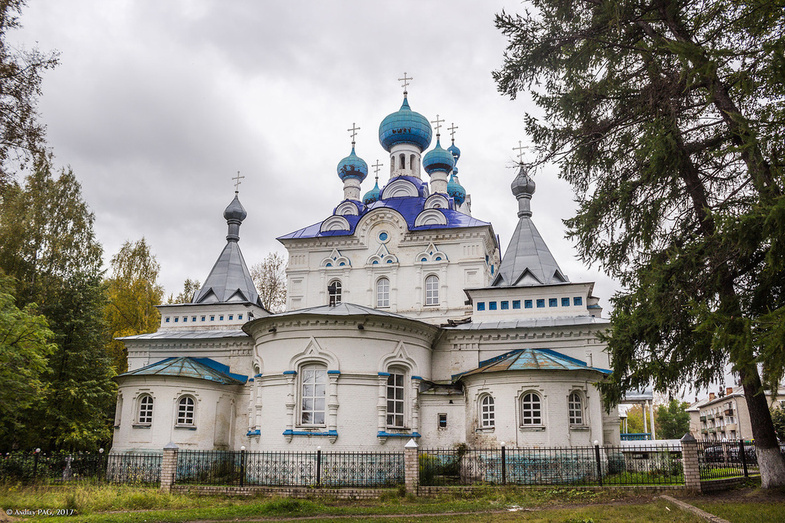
[[455, 348, 610, 379], [274, 302, 413, 319], [278, 195, 491, 240], [194, 240, 261, 305], [492, 216, 568, 286], [448, 315, 609, 330], [117, 329, 248, 341], [117, 357, 248, 384]]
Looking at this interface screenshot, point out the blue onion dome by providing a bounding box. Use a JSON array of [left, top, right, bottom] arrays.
[[223, 193, 247, 222], [378, 96, 432, 152], [447, 173, 466, 206], [447, 142, 461, 161], [423, 138, 455, 174], [511, 163, 536, 197], [363, 179, 381, 205], [337, 146, 368, 181]]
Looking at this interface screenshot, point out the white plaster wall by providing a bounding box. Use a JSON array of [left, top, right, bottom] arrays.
[[419, 395, 466, 448]]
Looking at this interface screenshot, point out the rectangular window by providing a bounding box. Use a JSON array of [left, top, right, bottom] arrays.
[[513, 300, 521, 309], [165, 317, 170, 323], [561, 297, 570, 307], [174, 317, 179, 323], [536, 299, 545, 308], [210, 315, 215, 321], [438, 414, 447, 428], [501, 301, 509, 310], [183, 317, 187, 322], [549, 298, 558, 307], [201, 316, 206, 322], [476, 302, 485, 311], [300, 365, 327, 426], [525, 300, 533, 309], [574, 297, 583, 306], [191, 316, 196, 322], [386, 372, 405, 428], [489, 301, 497, 310], [229, 315, 234, 320], [238, 314, 243, 320], [219, 315, 224, 321]]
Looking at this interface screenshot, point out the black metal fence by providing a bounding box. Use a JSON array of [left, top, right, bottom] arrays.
[[697, 440, 758, 480], [419, 445, 685, 487], [176, 449, 404, 487], [105, 453, 162, 485], [0, 452, 162, 485]]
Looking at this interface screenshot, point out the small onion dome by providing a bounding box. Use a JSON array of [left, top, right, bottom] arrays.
[[511, 163, 536, 197], [378, 96, 432, 152], [447, 142, 461, 161], [447, 173, 466, 206], [363, 179, 382, 205], [223, 193, 247, 222], [337, 146, 368, 181], [423, 138, 455, 175]]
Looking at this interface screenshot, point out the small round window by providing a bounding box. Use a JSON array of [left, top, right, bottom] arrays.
[[378, 231, 389, 242]]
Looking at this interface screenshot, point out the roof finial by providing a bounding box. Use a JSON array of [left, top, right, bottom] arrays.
[[347, 122, 361, 146], [431, 114, 445, 139], [398, 72, 412, 96], [513, 140, 526, 165], [372, 159, 383, 182], [448, 122, 458, 143], [232, 171, 245, 194]]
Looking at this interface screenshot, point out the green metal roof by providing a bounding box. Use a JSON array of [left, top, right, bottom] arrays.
[[117, 357, 247, 385], [455, 348, 610, 379]]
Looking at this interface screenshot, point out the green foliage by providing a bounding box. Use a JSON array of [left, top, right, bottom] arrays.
[[0, 0, 59, 185], [250, 252, 287, 313], [494, 0, 785, 478], [104, 238, 163, 372], [656, 400, 691, 440], [166, 278, 201, 305], [771, 407, 785, 441], [0, 160, 114, 451]]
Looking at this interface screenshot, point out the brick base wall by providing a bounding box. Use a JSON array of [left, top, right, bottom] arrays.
[[171, 485, 396, 499]]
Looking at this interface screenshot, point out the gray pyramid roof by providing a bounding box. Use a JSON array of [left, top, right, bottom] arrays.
[[193, 193, 262, 306], [492, 164, 567, 287]]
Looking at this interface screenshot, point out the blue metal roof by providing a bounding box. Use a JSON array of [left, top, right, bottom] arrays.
[[117, 357, 248, 384], [454, 348, 611, 379], [278, 194, 492, 240], [378, 96, 432, 152]]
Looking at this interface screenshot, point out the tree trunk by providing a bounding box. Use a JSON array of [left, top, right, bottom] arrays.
[[740, 366, 785, 487]]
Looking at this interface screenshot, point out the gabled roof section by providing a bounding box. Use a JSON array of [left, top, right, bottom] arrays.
[[117, 357, 248, 384], [455, 348, 610, 379], [274, 302, 412, 319], [492, 217, 568, 287]]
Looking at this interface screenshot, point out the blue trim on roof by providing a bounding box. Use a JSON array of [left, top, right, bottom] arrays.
[[378, 372, 391, 377], [411, 376, 423, 381], [536, 348, 588, 368], [191, 357, 248, 383], [477, 349, 523, 368], [283, 429, 338, 437], [283, 370, 297, 375], [327, 370, 341, 375], [246, 429, 261, 436], [377, 431, 421, 438]]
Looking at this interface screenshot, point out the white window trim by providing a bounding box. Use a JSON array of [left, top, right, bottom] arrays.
[[298, 363, 328, 428]]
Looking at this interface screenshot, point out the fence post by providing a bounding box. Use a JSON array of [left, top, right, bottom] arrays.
[[239, 446, 246, 487], [404, 438, 419, 495], [593, 441, 603, 487], [33, 449, 40, 481], [681, 433, 702, 493], [316, 446, 322, 487], [739, 439, 748, 478], [160, 442, 178, 492], [500, 442, 507, 485]]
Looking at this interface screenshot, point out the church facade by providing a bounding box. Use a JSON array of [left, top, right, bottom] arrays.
[[111, 89, 619, 454]]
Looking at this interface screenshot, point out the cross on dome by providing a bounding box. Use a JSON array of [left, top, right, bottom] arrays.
[[372, 160, 383, 178], [347, 122, 361, 145], [448, 122, 458, 142], [232, 171, 245, 193], [431, 114, 445, 137], [398, 72, 412, 95], [513, 141, 526, 164]]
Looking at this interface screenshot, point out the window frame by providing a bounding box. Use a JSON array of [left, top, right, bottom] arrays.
[[376, 277, 390, 308], [328, 279, 342, 306], [520, 391, 543, 426], [480, 394, 495, 428], [176, 395, 196, 427], [386, 367, 407, 429], [568, 391, 584, 426], [424, 274, 439, 306], [299, 363, 327, 427], [137, 394, 154, 426]]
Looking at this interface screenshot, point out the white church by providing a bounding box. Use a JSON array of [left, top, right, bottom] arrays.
[[111, 86, 620, 454]]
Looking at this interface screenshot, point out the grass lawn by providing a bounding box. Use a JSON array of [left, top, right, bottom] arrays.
[[0, 483, 777, 523]]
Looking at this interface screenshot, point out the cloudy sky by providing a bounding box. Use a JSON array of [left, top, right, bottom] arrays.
[[11, 0, 619, 304]]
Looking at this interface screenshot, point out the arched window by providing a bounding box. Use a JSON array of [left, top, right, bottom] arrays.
[[520, 392, 542, 425], [410, 154, 416, 173], [391, 156, 395, 171], [399, 153, 406, 170], [376, 277, 390, 308], [300, 364, 327, 426], [425, 275, 439, 306], [480, 394, 495, 428], [328, 280, 342, 306], [386, 366, 406, 428], [568, 391, 583, 425], [177, 396, 195, 426], [138, 394, 153, 425]]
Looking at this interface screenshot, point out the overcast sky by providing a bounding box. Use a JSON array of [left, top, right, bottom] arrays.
[[11, 0, 620, 306]]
